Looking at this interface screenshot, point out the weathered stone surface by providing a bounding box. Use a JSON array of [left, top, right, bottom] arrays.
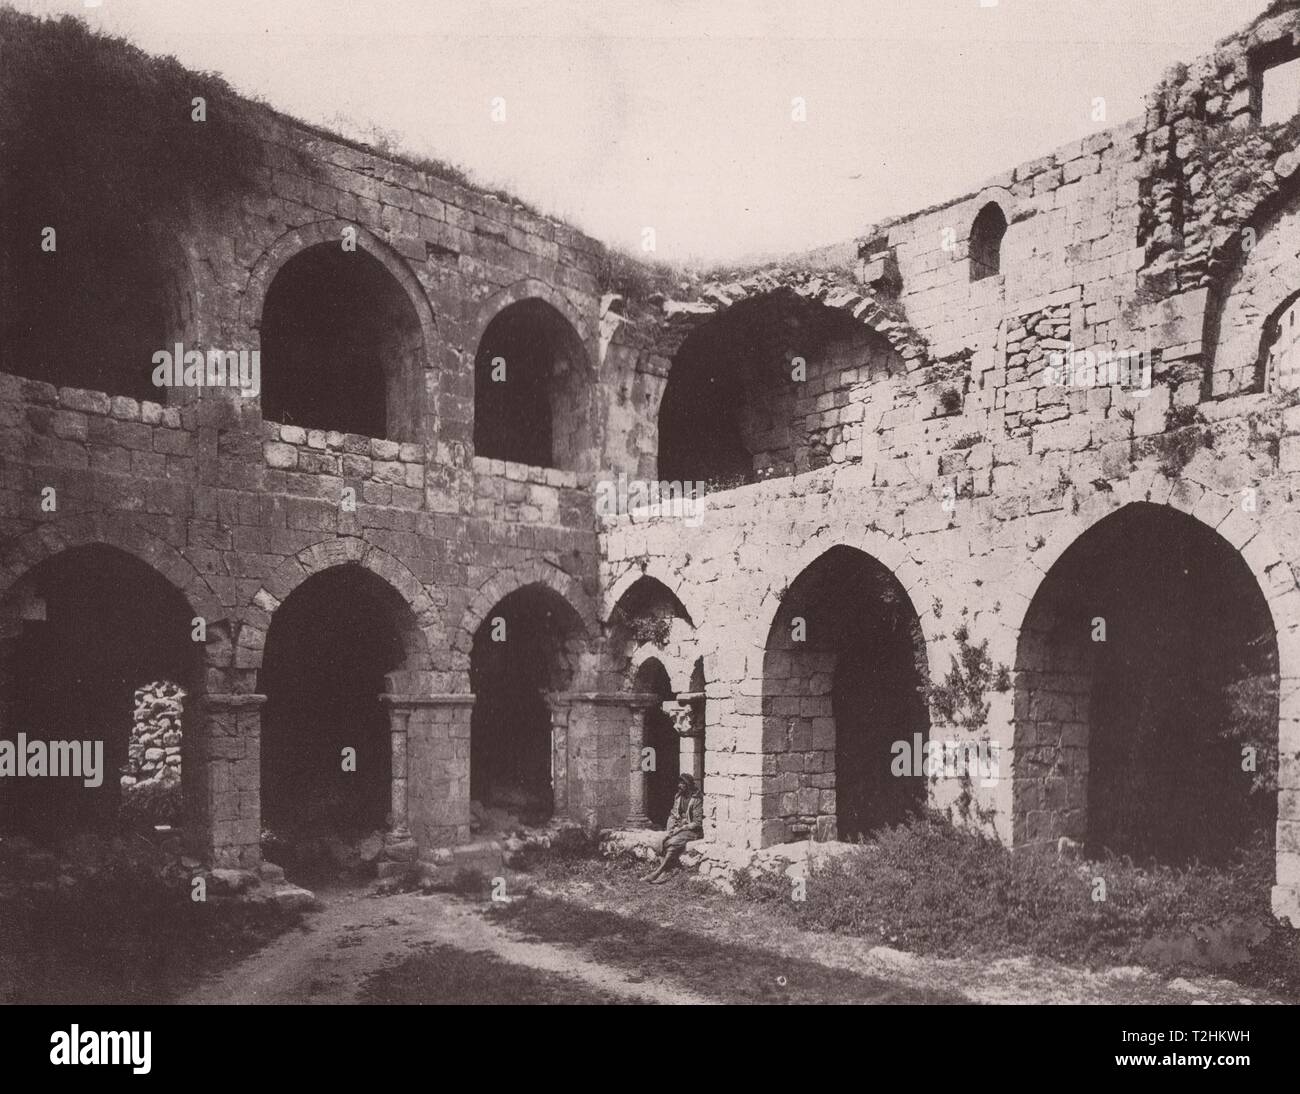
[[1, 4, 1299, 926]]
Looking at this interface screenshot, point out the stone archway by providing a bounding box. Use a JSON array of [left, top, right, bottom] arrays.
[[468, 583, 589, 827], [656, 287, 911, 489], [1012, 502, 1280, 863], [257, 562, 429, 877], [242, 220, 439, 441], [759, 544, 930, 845], [472, 288, 596, 471], [0, 544, 204, 845]]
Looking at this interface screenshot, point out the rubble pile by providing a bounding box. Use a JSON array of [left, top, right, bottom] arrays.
[[121, 680, 184, 790]]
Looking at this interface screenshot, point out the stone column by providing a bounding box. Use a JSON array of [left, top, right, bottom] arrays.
[[544, 692, 572, 819], [548, 691, 676, 828], [624, 691, 665, 828], [378, 694, 418, 864], [382, 670, 469, 858], [194, 691, 266, 869]]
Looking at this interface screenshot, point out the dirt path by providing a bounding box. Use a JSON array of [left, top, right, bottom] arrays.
[[181, 885, 714, 1005], [181, 874, 1287, 1005]]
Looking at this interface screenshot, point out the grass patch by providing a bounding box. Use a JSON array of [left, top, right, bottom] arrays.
[[0, 844, 301, 1003], [358, 941, 640, 1005], [730, 815, 1300, 997], [519, 815, 1300, 1000]]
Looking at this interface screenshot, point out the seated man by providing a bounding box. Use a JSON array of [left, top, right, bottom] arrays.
[[642, 774, 703, 883]]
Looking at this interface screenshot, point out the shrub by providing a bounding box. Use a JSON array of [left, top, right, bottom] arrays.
[[783, 813, 1277, 968]]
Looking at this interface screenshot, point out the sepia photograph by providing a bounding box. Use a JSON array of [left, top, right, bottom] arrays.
[[0, 0, 1296, 1053]]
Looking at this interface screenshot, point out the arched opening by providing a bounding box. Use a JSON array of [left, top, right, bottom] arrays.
[[1013, 503, 1278, 864], [258, 565, 420, 859], [608, 576, 702, 828], [1203, 184, 1300, 396], [969, 202, 1007, 282], [1261, 288, 1300, 393], [0, 546, 199, 844], [608, 575, 693, 646], [259, 243, 425, 440], [633, 659, 680, 828], [0, 223, 184, 400], [761, 546, 929, 844], [470, 585, 584, 829], [658, 290, 903, 489], [473, 299, 590, 469]]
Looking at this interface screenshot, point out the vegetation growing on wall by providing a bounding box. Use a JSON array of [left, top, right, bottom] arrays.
[[0, 11, 271, 222], [926, 622, 1009, 732]]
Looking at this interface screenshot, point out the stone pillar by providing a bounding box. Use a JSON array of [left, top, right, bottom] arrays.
[[667, 691, 706, 784], [384, 670, 473, 854], [1274, 710, 1300, 927], [194, 691, 266, 869], [548, 692, 679, 828], [544, 692, 572, 819], [378, 692, 417, 864], [624, 692, 665, 828]]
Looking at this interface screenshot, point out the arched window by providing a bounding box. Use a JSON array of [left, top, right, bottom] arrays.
[[1263, 290, 1300, 393], [969, 202, 1007, 282], [260, 244, 425, 440], [658, 290, 903, 488], [473, 299, 590, 469], [0, 224, 184, 400]]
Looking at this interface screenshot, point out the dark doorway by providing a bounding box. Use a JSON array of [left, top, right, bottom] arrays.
[[762, 546, 929, 843], [1014, 503, 1278, 863], [259, 566, 412, 840], [470, 586, 582, 825]]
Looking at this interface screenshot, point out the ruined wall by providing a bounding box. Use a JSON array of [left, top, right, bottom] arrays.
[[4, 4, 1300, 924], [600, 4, 1300, 923], [0, 96, 621, 867]]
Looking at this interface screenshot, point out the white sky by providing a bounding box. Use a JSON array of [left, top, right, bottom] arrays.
[[10, 0, 1275, 263]]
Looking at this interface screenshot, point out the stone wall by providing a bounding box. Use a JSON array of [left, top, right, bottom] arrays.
[[600, 5, 1300, 924], [3, 3, 1300, 924]]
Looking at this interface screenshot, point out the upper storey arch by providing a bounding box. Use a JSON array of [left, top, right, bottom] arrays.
[[1205, 179, 1300, 398], [969, 202, 1008, 282], [242, 220, 437, 442], [655, 277, 924, 489], [470, 279, 598, 472], [0, 221, 195, 402]]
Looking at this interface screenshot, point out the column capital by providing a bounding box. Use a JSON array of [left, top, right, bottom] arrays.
[[665, 693, 705, 737]]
